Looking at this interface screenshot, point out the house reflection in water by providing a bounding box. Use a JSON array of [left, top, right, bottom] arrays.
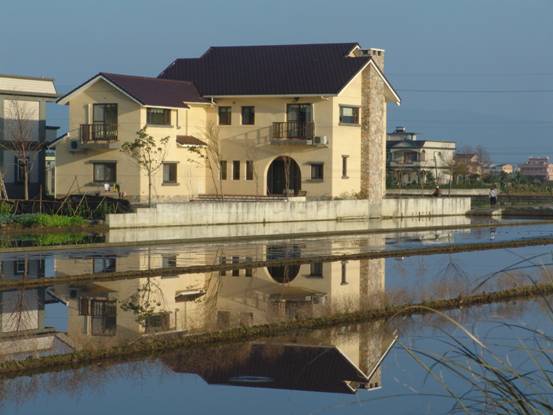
[[0, 235, 390, 391], [0, 256, 73, 360]]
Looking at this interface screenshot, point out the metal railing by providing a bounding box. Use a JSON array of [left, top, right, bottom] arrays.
[[80, 123, 118, 143], [272, 121, 314, 140]]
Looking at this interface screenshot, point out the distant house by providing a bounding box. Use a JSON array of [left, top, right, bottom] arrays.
[[0, 74, 58, 199], [453, 153, 484, 181], [489, 163, 513, 176], [386, 127, 456, 185], [520, 157, 553, 181], [54, 42, 400, 203]]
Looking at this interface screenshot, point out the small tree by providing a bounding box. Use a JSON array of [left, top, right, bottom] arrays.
[[1, 100, 43, 200], [120, 127, 169, 207], [185, 120, 224, 199]]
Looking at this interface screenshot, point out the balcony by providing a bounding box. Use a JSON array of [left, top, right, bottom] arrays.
[[271, 121, 315, 143], [80, 123, 118, 143]]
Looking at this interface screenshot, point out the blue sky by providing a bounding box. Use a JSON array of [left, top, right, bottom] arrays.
[[2, 0, 551, 162]]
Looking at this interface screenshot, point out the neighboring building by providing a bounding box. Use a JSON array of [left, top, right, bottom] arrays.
[[54, 43, 400, 203], [453, 153, 484, 181], [520, 157, 553, 181], [489, 163, 513, 176], [0, 74, 58, 199], [386, 127, 456, 185]]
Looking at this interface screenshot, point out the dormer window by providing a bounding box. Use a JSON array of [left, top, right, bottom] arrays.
[[147, 108, 171, 126]]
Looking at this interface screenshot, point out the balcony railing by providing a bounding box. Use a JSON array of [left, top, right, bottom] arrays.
[[80, 123, 118, 143], [272, 121, 314, 141]]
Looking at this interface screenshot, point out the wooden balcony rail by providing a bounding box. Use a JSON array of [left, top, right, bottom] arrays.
[[80, 123, 118, 143], [272, 121, 314, 140]]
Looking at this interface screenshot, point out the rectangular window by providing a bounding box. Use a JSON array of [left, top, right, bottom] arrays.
[[342, 155, 349, 178], [310, 163, 324, 180], [339, 106, 359, 124], [144, 312, 170, 333], [162, 162, 177, 184], [93, 162, 116, 183], [309, 262, 323, 278], [232, 160, 240, 180], [220, 160, 227, 180], [14, 157, 28, 183], [232, 256, 240, 277], [93, 104, 118, 124], [162, 254, 177, 268], [341, 261, 348, 285], [15, 259, 26, 275], [218, 106, 231, 125], [241, 106, 255, 125], [147, 108, 171, 126], [93, 257, 116, 273], [245, 257, 253, 277], [246, 160, 254, 180], [219, 256, 227, 276]]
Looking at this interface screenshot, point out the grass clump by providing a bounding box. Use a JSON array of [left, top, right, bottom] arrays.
[[0, 213, 86, 228]]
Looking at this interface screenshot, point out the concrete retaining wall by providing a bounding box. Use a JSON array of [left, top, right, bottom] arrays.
[[387, 188, 489, 197], [106, 197, 471, 229]]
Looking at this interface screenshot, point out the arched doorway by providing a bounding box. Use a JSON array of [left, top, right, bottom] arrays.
[[266, 244, 301, 284], [267, 156, 301, 196]]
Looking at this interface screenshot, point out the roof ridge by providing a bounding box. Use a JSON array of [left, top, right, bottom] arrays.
[[206, 41, 358, 49], [100, 72, 195, 85]]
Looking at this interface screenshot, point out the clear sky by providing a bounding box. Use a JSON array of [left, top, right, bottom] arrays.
[[2, 0, 551, 163]]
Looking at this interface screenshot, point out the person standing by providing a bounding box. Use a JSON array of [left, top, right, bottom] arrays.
[[489, 186, 498, 207]]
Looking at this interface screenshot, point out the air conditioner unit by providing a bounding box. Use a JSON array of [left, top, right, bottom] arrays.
[[69, 139, 82, 152], [312, 136, 328, 146]]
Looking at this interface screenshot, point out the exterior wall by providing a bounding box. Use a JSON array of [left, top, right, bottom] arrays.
[[106, 197, 471, 228], [0, 96, 46, 198], [55, 80, 207, 202]]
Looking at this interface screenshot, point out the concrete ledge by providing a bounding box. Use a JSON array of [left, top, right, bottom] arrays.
[[106, 197, 471, 229]]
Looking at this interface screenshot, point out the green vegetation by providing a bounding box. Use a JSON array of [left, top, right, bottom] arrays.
[[0, 213, 86, 228]]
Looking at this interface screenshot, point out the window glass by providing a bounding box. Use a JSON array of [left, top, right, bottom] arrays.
[[342, 155, 349, 178], [219, 107, 232, 125], [246, 160, 254, 180], [310, 163, 324, 180], [241, 106, 255, 125], [93, 162, 116, 183], [339, 106, 359, 124], [220, 160, 227, 180], [147, 108, 171, 125], [163, 162, 177, 183], [233, 160, 240, 180]]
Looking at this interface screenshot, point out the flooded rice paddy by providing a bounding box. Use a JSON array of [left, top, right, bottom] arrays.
[[1, 219, 553, 414]]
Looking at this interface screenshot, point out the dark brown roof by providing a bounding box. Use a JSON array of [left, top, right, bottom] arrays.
[[57, 73, 209, 107], [176, 135, 206, 146], [158, 43, 370, 96]]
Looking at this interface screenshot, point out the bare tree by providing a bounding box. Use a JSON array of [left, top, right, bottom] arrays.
[[1, 100, 43, 200], [185, 120, 224, 199], [120, 126, 169, 207]]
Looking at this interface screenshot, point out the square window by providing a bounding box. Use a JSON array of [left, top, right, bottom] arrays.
[[163, 162, 177, 184], [339, 106, 359, 124], [310, 163, 324, 180], [220, 160, 227, 180], [310, 262, 323, 277], [246, 160, 254, 181], [218, 107, 232, 125], [233, 160, 241, 180], [162, 254, 177, 268], [147, 108, 171, 125], [93, 162, 117, 183], [241, 106, 255, 125], [93, 257, 116, 273]]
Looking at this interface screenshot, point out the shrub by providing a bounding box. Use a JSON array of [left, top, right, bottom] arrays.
[[11, 214, 86, 227]]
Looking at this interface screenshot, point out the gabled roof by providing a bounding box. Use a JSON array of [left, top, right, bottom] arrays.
[[57, 73, 209, 108], [0, 73, 57, 99], [158, 42, 399, 102]]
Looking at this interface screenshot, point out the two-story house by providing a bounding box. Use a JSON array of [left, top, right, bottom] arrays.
[[55, 42, 400, 203], [0, 74, 58, 199], [386, 127, 456, 185]]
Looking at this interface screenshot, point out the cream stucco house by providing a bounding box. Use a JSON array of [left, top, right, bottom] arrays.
[[55, 43, 400, 202]]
